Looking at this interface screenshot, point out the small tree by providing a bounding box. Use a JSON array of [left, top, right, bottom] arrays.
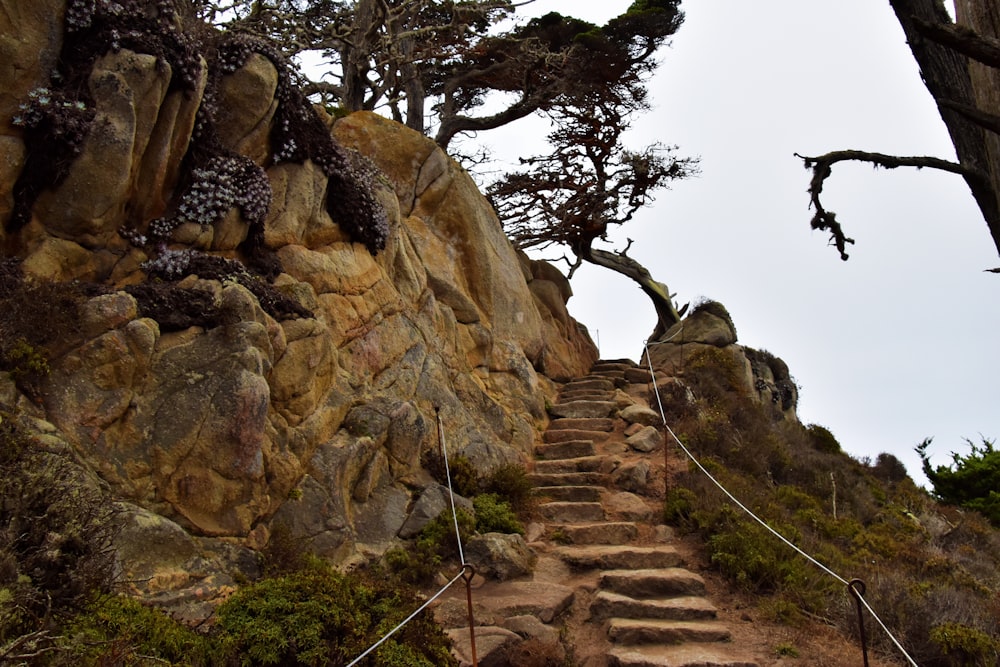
[[490, 97, 697, 339], [915, 436, 1000, 525]]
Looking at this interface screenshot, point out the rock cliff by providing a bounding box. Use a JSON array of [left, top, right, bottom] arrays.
[[0, 1, 797, 618], [0, 0, 596, 603]]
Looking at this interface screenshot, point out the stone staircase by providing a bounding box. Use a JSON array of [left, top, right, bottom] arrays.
[[436, 360, 760, 667]]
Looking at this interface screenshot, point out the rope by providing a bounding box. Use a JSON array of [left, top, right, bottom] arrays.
[[344, 568, 467, 667], [643, 340, 919, 667], [345, 408, 474, 666], [438, 408, 466, 565]]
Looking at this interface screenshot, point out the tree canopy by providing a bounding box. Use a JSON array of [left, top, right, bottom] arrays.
[[197, 0, 683, 149], [490, 94, 697, 338], [916, 437, 1000, 526]]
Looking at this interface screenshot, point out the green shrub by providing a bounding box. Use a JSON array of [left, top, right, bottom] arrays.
[[0, 413, 120, 645], [663, 487, 698, 527], [929, 622, 999, 666], [473, 493, 524, 535], [806, 424, 841, 454], [422, 452, 480, 498], [63, 594, 217, 666], [216, 561, 456, 666], [480, 463, 535, 515], [917, 437, 1000, 526], [773, 641, 799, 657]]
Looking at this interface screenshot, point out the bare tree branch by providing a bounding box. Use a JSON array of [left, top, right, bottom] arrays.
[[795, 150, 983, 260], [938, 98, 1000, 135], [913, 17, 1000, 68]]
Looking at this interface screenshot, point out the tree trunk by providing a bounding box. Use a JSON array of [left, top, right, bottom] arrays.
[[343, 0, 379, 112], [581, 246, 681, 341], [890, 0, 1000, 256], [954, 0, 1000, 255]]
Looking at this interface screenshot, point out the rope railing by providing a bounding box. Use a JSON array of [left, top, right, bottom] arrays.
[[643, 339, 919, 667], [345, 407, 478, 667], [344, 568, 467, 667]]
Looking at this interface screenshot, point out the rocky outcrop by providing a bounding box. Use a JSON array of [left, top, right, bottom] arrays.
[[645, 302, 798, 420], [0, 4, 597, 601]]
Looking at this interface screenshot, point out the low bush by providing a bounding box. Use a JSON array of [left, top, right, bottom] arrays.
[[473, 493, 524, 535], [0, 413, 120, 648], [215, 560, 456, 666], [61, 594, 217, 666]]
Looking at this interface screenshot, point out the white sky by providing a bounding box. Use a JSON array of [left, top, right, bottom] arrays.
[[474, 0, 1000, 487]]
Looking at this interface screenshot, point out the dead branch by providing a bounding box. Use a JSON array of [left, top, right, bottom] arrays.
[[937, 98, 1000, 135], [912, 17, 1000, 69], [795, 150, 980, 260]]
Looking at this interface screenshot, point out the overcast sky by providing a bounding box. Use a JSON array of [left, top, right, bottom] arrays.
[[478, 0, 1000, 487]]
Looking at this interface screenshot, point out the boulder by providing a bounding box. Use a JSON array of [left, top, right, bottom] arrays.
[[620, 403, 661, 427], [465, 532, 537, 581], [626, 426, 664, 453]]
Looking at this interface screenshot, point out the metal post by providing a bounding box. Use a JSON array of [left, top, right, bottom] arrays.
[[848, 579, 870, 667], [462, 564, 478, 667]]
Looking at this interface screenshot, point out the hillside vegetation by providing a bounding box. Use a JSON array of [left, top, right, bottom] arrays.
[[659, 345, 1000, 666]]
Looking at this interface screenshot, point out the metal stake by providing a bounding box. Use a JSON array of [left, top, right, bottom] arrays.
[[463, 564, 478, 667], [848, 578, 870, 667]]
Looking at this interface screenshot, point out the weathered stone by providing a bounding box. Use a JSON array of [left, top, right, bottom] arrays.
[[503, 614, 562, 646], [544, 428, 611, 444], [606, 491, 655, 521], [535, 440, 596, 460], [447, 626, 520, 667], [608, 619, 731, 646], [613, 460, 652, 494], [548, 400, 617, 419], [620, 404, 661, 427], [554, 545, 683, 571], [538, 501, 605, 523], [465, 532, 537, 581], [623, 367, 653, 384], [550, 522, 639, 545], [1, 21, 605, 584], [534, 456, 608, 474], [590, 591, 717, 622], [398, 483, 473, 539], [626, 426, 664, 453], [549, 417, 615, 432], [600, 568, 707, 598], [535, 485, 602, 503]]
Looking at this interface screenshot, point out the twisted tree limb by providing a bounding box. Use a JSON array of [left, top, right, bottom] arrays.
[[796, 150, 985, 260]]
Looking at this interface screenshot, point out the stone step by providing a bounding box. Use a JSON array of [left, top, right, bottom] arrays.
[[600, 569, 706, 598], [555, 389, 614, 402], [548, 417, 615, 432], [535, 485, 602, 502], [535, 440, 596, 460], [590, 367, 632, 377], [588, 369, 628, 380], [534, 456, 608, 474], [561, 378, 616, 393], [549, 400, 616, 419], [436, 581, 576, 626], [589, 592, 717, 623], [624, 368, 654, 385], [608, 645, 760, 667], [538, 501, 605, 522], [548, 522, 639, 545], [608, 618, 732, 646], [543, 428, 611, 444], [553, 545, 684, 571], [528, 472, 606, 487], [592, 360, 636, 372]]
